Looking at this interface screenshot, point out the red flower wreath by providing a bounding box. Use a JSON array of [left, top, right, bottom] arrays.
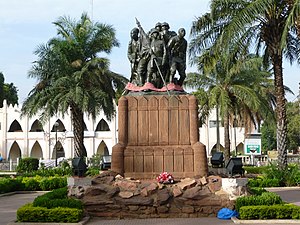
[[156, 172, 174, 184]]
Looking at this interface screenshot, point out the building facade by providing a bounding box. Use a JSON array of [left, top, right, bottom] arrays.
[[0, 100, 117, 161], [0, 100, 246, 162]]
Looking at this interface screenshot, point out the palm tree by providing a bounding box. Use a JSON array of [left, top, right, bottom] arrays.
[[185, 53, 274, 162], [189, 0, 300, 169], [21, 13, 128, 158]]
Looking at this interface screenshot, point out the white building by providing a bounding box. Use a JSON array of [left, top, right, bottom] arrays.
[[0, 100, 247, 162], [0, 100, 117, 161], [200, 108, 246, 155]]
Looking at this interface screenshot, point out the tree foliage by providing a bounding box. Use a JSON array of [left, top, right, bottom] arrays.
[[0, 72, 18, 107], [21, 13, 128, 158], [186, 52, 275, 161], [189, 0, 300, 169]]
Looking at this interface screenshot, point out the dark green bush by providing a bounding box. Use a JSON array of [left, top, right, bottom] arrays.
[[33, 198, 83, 209], [239, 204, 300, 220], [16, 158, 39, 173], [235, 192, 283, 212], [86, 167, 100, 176], [247, 178, 280, 187], [35, 187, 68, 200], [263, 163, 300, 187], [39, 176, 67, 191], [33, 187, 82, 209], [22, 166, 72, 177], [248, 187, 267, 196], [0, 176, 67, 194], [17, 204, 83, 223], [22, 177, 42, 191], [0, 177, 23, 193], [244, 166, 268, 174]]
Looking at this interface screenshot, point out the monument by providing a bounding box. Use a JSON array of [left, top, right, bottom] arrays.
[[112, 19, 208, 179]]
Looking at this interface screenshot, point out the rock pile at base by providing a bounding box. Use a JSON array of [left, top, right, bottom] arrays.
[[68, 171, 239, 219]]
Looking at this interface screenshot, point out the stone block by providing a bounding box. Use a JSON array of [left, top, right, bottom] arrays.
[[182, 206, 194, 213], [176, 178, 196, 190], [119, 191, 134, 199], [67, 176, 91, 186]]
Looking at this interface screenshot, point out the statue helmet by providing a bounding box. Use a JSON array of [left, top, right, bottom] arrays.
[[150, 28, 159, 35], [131, 27, 139, 34], [161, 22, 170, 29], [155, 22, 162, 28]]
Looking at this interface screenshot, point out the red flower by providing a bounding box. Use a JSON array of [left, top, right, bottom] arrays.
[[156, 172, 174, 184]]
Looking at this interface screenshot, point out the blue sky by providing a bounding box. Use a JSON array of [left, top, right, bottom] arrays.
[[0, 0, 298, 103]]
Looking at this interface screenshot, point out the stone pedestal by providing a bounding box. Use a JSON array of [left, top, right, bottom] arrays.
[[221, 178, 249, 200], [67, 176, 92, 186], [112, 94, 208, 179]]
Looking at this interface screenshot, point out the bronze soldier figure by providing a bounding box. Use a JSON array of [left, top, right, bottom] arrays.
[[127, 28, 141, 85], [168, 28, 187, 86]]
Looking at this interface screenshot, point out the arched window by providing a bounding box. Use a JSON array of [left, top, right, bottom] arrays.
[[96, 119, 110, 131], [9, 141, 21, 160], [30, 120, 44, 132], [51, 119, 66, 132], [8, 120, 22, 132], [30, 141, 43, 158], [97, 141, 109, 156]]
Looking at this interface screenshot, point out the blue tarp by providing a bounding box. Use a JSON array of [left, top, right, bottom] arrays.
[[217, 208, 239, 220]]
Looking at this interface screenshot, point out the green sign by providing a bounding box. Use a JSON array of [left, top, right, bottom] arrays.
[[246, 144, 261, 154]]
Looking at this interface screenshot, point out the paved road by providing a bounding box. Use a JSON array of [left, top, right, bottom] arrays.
[[2, 188, 300, 225], [86, 217, 234, 225], [267, 187, 300, 206], [0, 192, 45, 225]]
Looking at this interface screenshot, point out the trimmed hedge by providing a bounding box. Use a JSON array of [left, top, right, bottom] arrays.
[[235, 192, 283, 211], [17, 204, 83, 223], [16, 158, 39, 173], [33, 187, 82, 209], [0, 177, 23, 194], [18, 187, 84, 222], [244, 166, 268, 174], [239, 204, 300, 220], [0, 176, 67, 194], [36, 186, 68, 199], [247, 178, 280, 187], [248, 187, 267, 196], [39, 176, 67, 190]]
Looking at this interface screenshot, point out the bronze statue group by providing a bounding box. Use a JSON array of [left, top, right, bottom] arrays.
[[127, 19, 187, 92]]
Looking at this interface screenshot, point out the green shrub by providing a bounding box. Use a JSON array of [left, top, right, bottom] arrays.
[[16, 158, 39, 173], [33, 198, 83, 209], [21, 176, 43, 191], [22, 166, 72, 177], [17, 204, 83, 223], [35, 187, 68, 200], [235, 192, 283, 212], [86, 167, 100, 176], [247, 178, 280, 187], [33, 187, 82, 209], [0, 177, 23, 193], [248, 187, 267, 196], [262, 163, 300, 187], [39, 176, 67, 191], [239, 204, 300, 220], [0, 176, 67, 194], [244, 166, 268, 174]]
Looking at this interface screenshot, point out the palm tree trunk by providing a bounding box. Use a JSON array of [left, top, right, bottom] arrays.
[[272, 54, 288, 170], [224, 113, 231, 163], [216, 105, 221, 151], [70, 103, 87, 158]]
